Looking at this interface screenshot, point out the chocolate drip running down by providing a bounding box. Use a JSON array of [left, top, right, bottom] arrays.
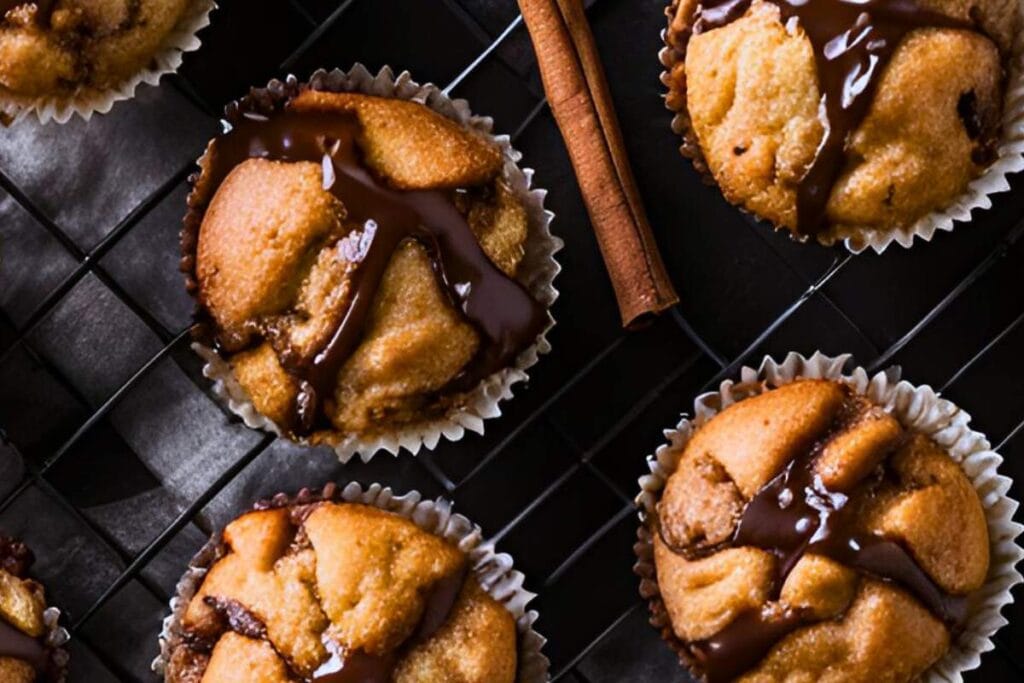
[[692, 0, 976, 235], [693, 444, 966, 681], [310, 568, 467, 683], [204, 107, 548, 435], [660, 434, 968, 683]]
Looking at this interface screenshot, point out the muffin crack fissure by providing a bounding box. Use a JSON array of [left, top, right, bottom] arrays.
[[186, 87, 548, 443], [651, 380, 990, 682], [663, 0, 1016, 240], [166, 500, 518, 683]]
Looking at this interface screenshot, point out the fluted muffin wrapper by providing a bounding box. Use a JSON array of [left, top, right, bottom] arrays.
[[42, 606, 69, 683], [0, 0, 214, 125], [634, 351, 1024, 681], [659, 1, 1024, 253], [152, 481, 550, 682], [194, 64, 561, 463]]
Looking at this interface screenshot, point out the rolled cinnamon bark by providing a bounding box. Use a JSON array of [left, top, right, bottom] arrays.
[[519, 0, 679, 328]]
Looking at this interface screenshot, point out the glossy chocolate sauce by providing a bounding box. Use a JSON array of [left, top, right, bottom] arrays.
[[733, 447, 967, 625], [310, 567, 467, 683], [693, 0, 976, 235], [691, 607, 808, 682], [682, 441, 967, 681], [310, 637, 394, 683], [205, 107, 547, 435]]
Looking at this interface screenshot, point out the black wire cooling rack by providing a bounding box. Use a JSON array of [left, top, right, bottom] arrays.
[[0, 0, 1022, 681]]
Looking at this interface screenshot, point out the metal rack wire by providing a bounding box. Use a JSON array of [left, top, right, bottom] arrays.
[[0, 0, 1021, 680]]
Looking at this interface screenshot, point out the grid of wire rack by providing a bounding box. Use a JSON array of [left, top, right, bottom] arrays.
[[0, 0, 1022, 680]]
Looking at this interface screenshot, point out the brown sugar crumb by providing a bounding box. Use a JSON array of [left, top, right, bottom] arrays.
[[165, 501, 518, 683], [651, 379, 990, 682]]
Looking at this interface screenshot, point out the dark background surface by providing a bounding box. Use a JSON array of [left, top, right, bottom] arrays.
[[0, 0, 1022, 680]]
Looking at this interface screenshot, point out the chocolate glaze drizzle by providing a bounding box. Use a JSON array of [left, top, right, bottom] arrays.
[[658, 412, 968, 682], [311, 641, 395, 683], [733, 447, 967, 625], [691, 0, 977, 235], [690, 606, 808, 682], [203, 106, 547, 435]]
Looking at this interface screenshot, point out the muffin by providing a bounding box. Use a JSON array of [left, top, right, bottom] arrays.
[[161, 491, 520, 683], [0, 536, 67, 682], [663, 0, 1021, 244], [183, 71, 555, 456], [0, 0, 210, 121], [644, 378, 994, 682]]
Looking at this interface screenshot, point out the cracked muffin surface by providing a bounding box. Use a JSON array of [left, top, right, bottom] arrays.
[[164, 499, 517, 683], [663, 0, 1018, 242], [187, 88, 547, 445], [0, 537, 65, 683], [649, 379, 990, 682], [0, 0, 195, 100]]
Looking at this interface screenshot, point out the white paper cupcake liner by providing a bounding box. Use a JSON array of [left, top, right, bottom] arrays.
[[194, 64, 561, 463], [42, 606, 69, 683], [634, 351, 1024, 681], [659, 2, 1024, 253], [152, 481, 550, 683], [0, 0, 215, 125]]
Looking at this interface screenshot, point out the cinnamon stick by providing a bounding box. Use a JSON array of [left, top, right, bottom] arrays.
[[519, 0, 679, 328]]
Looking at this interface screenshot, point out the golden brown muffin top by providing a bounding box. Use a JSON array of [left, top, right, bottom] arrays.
[[165, 498, 518, 683], [186, 87, 547, 442], [0, 537, 62, 683], [0, 0, 193, 98], [651, 380, 990, 682], [664, 0, 1018, 240]]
